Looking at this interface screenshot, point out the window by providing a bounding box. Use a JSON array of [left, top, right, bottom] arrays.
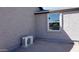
[[47, 13, 62, 31]]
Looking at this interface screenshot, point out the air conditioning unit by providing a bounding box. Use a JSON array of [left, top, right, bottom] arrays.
[[22, 36, 33, 47]]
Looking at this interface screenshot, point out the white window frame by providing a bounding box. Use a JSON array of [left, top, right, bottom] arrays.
[[47, 13, 63, 32]]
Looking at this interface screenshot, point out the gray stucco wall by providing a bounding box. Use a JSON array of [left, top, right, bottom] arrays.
[[0, 7, 38, 51], [0, 7, 79, 51], [35, 10, 79, 42]]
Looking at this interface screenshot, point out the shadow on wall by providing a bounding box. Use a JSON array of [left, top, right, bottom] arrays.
[[35, 27, 74, 52], [35, 13, 75, 52], [59, 28, 74, 52], [12, 28, 74, 52]]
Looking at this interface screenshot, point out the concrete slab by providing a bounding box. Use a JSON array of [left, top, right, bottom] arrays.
[[13, 40, 75, 52]]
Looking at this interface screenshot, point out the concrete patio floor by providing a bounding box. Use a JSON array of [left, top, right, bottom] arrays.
[[12, 39, 79, 52]]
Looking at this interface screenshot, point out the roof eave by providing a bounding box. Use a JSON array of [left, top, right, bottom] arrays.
[[34, 7, 79, 15]]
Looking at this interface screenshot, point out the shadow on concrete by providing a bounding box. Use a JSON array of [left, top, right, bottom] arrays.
[[12, 13, 75, 52], [12, 29, 74, 52]]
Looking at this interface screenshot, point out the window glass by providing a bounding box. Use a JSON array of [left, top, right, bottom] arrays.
[[48, 13, 62, 31], [48, 13, 60, 22]]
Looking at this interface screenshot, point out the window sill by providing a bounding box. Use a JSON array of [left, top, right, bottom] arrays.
[[48, 29, 61, 32]]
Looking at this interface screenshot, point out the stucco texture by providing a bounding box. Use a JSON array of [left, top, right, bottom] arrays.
[[0, 7, 38, 50], [35, 11, 79, 43]]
